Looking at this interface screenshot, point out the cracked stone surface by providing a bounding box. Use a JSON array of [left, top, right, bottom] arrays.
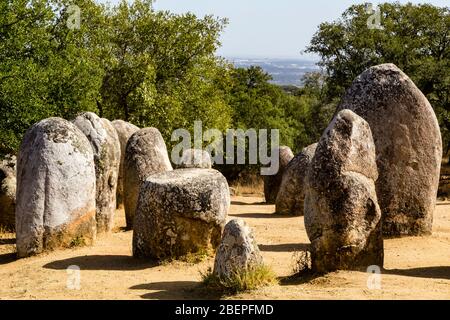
[[73, 113, 120, 233], [337, 64, 442, 237], [16, 117, 96, 258], [133, 168, 230, 260], [304, 109, 383, 273], [0, 155, 16, 229], [213, 219, 263, 279], [178, 149, 212, 169]]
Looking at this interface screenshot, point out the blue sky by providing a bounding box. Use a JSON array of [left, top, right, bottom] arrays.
[[100, 1, 449, 59]]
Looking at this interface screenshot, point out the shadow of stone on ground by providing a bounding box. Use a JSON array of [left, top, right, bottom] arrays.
[[130, 281, 223, 300], [383, 266, 450, 280], [43, 255, 158, 271]]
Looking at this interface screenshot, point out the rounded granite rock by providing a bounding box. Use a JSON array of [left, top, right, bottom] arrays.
[[304, 109, 383, 273], [0, 155, 16, 230], [16, 117, 96, 258], [133, 168, 230, 260], [124, 127, 173, 229], [336, 63, 442, 237], [178, 149, 212, 169], [275, 143, 317, 216], [213, 219, 263, 279], [263, 146, 294, 204]]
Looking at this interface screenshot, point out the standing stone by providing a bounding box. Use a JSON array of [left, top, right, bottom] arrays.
[[275, 143, 317, 216], [133, 169, 230, 260], [0, 155, 16, 230], [438, 158, 450, 199], [124, 128, 172, 229], [111, 120, 139, 208], [213, 219, 263, 279], [16, 118, 96, 257], [178, 149, 212, 169], [72, 113, 120, 233], [337, 64, 442, 236], [304, 109, 383, 273], [263, 146, 294, 204]]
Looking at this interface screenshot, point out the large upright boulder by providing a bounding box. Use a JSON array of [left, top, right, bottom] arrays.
[[72, 113, 120, 233], [16, 118, 96, 257], [178, 149, 212, 169], [133, 169, 230, 260], [304, 109, 383, 273], [0, 155, 16, 230], [263, 146, 294, 204], [111, 120, 139, 207], [124, 128, 172, 229], [213, 219, 263, 279], [275, 143, 317, 216], [337, 64, 442, 236]]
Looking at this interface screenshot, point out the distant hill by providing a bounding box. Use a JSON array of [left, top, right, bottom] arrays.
[[227, 57, 320, 87]]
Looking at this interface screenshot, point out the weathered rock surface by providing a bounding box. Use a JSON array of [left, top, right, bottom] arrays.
[[16, 117, 96, 257], [263, 146, 294, 204], [72, 113, 120, 233], [438, 157, 450, 199], [213, 219, 263, 279], [111, 120, 139, 207], [133, 168, 230, 260], [275, 143, 317, 216], [124, 128, 173, 229], [304, 109, 383, 273], [0, 155, 16, 230], [337, 64, 442, 236], [178, 149, 212, 169]]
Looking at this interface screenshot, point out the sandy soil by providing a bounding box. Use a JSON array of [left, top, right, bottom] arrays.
[[0, 196, 449, 300]]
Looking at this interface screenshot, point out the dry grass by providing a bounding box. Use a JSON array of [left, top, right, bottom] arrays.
[[201, 264, 277, 294], [230, 174, 264, 197]]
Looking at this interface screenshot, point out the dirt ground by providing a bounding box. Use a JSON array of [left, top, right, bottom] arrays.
[[0, 196, 449, 300]]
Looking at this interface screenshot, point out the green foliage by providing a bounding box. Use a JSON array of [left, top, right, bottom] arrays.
[[1, 0, 447, 166], [0, 0, 104, 156], [97, 0, 232, 144], [306, 2, 450, 151], [0, 0, 232, 156], [201, 264, 277, 294]]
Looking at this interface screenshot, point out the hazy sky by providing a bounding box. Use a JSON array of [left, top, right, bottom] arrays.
[[102, 0, 449, 59]]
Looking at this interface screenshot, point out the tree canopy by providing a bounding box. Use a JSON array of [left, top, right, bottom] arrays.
[[306, 2, 450, 152]]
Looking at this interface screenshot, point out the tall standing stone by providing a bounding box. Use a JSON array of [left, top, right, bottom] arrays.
[[16, 118, 96, 257], [263, 146, 294, 204], [337, 64, 442, 236], [304, 109, 383, 273], [111, 120, 139, 208], [72, 113, 120, 233], [275, 143, 317, 216], [124, 128, 172, 229], [0, 155, 16, 230]]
